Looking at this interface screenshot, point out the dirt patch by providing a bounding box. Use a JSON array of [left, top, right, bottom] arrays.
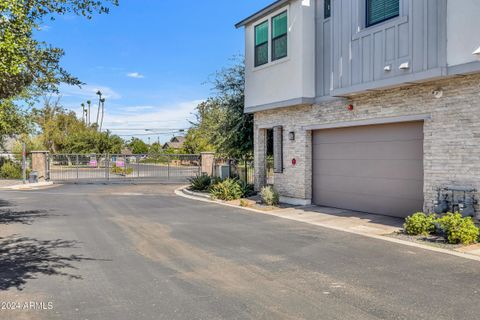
[[110, 215, 382, 319]]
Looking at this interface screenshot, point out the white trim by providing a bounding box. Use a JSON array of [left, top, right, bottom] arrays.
[[302, 114, 431, 131]]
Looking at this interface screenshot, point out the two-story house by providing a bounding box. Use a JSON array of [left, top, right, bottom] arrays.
[[236, 0, 480, 218]]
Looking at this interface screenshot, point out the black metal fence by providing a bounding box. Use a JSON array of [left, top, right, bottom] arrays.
[[49, 153, 200, 183], [213, 157, 255, 185]]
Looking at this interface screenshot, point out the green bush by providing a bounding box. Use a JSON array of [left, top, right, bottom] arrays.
[[403, 212, 437, 236], [239, 181, 255, 197], [260, 186, 279, 206], [437, 213, 479, 245], [188, 174, 211, 191], [209, 178, 244, 201], [110, 164, 133, 176], [0, 161, 23, 179]]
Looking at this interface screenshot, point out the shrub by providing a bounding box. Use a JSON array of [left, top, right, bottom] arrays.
[[239, 199, 249, 207], [188, 174, 211, 191], [110, 165, 133, 176], [437, 213, 479, 245], [209, 178, 244, 201], [403, 212, 437, 236], [0, 161, 23, 179], [239, 181, 255, 198], [260, 186, 279, 206]]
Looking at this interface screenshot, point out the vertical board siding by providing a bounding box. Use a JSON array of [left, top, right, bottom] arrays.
[[317, 0, 447, 95]]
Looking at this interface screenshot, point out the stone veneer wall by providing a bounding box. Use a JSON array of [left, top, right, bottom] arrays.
[[253, 73, 480, 212]]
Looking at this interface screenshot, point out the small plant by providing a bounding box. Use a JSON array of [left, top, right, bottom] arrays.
[[0, 161, 23, 179], [239, 181, 255, 198], [239, 199, 249, 207], [110, 164, 133, 176], [209, 178, 244, 201], [436, 213, 479, 245], [260, 186, 279, 206], [188, 174, 211, 191], [403, 212, 437, 236]]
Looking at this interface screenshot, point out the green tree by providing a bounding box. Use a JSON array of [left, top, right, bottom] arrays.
[[128, 138, 149, 155], [0, 0, 118, 142], [32, 97, 124, 154], [184, 59, 253, 158]]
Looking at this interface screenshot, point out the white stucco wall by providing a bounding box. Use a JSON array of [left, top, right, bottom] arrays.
[[244, 0, 315, 110], [447, 0, 480, 66]]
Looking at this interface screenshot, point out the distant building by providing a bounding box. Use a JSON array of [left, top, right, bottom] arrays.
[[162, 136, 186, 152]]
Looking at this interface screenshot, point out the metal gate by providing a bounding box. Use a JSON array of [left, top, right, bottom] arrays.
[[48, 153, 200, 183]]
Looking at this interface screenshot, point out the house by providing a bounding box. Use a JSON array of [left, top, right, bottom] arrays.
[[236, 0, 480, 218], [162, 136, 186, 152]]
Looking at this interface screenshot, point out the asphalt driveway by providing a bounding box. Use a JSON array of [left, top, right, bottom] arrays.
[[0, 184, 478, 319]]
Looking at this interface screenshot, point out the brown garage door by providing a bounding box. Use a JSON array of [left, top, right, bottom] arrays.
[[312, 121, 424, 218]]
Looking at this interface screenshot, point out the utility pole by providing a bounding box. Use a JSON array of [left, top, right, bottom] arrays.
[[96, 90, 102, 130]]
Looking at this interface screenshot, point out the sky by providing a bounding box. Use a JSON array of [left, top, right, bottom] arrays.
[[36, 0, 273, 143]]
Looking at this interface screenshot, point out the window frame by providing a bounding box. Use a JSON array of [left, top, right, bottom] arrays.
[[271, 11, 288, 62], [365, 0, 400, 28], [254, 20, 269, 67]]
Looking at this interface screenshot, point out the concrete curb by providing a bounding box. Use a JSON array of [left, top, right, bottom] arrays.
[[2, 181, 55, 190], [175, 186, 480, 262]]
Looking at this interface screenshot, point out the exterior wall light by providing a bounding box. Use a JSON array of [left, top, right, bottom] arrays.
[[288, 131, 295, 141]]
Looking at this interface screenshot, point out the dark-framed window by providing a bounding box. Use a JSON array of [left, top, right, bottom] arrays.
[[366, 0, 399, 27], [254, 21, 269, 67], [324, 0, 331, 19], [271, 11, 288, 61]]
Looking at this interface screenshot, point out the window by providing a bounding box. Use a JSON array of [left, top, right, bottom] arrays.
[[271, 11, 288, 61], [366, 0, 399, 27], [255, 21, 269, 67], [324, 0, 331, 19]]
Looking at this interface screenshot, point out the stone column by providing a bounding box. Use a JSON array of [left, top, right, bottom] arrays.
[[254, 128, 267, 191], [31, 151, 49, 182], [200, 152, 215, 177]]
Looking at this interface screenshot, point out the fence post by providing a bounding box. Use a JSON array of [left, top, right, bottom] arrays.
[[167, 154, 170, 180], [76, 154, 79, 181], [137, 156, 140, 178], [244, 159, 248, 183], [106, 154, 110, 182], [200, 152, 215, 177], [22, 143, 26, 184]]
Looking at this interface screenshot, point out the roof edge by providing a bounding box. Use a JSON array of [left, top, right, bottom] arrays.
[[235, 0, 291, 29]]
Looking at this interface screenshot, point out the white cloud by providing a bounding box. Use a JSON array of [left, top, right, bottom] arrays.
[[39, 25, 51, 31], [103, 100, 202, 137], [60, 84, 121, 100], [127, 72, 145, 79]]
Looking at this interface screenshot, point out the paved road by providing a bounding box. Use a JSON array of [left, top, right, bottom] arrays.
[[0, 184, 478, 320]]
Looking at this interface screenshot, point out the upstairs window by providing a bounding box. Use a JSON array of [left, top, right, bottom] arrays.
[[255, 21, 269, 67], [324, 0, 331, 19], [272, 11, 288, 61], [366, 0, 399, 27]]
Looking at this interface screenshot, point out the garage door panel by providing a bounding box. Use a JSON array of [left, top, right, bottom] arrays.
[[312, 159, 424, 180], [313, 122, 424, 144], [312, 140, 423, 160], [313, 189, 424, 218], [313, 174, 423, 200], [312, 121, 424, 218]]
